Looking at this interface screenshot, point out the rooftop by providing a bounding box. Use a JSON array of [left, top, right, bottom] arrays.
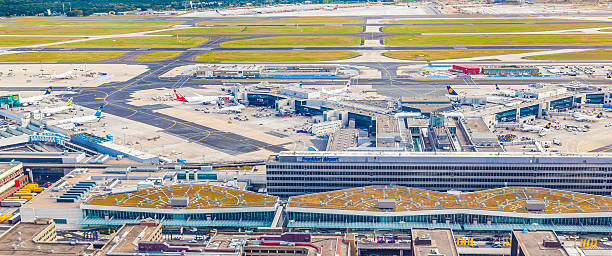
[[272, 151, 612, 164], [0, 219, 90, 256], [512, 230, 568, 256], [287, 186, 612, 214], [411, 228, 458, 256], [326, 129, 359, 151], [85, 184, 278, 209]]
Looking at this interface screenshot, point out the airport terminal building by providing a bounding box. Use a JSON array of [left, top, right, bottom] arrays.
[[78, 184, 280, 228], [266, 152, 612, 197], [286, 186, 612, 233]]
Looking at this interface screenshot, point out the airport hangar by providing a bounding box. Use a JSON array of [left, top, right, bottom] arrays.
[[285, 186, 612, 233], [266, 151, 612, 198]]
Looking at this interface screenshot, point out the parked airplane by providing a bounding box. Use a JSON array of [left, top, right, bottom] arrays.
[[173, 89, 234, 104], [494, 84, 518, 97], [520, 122, 551, 132], [324, 5, 339, 11], [46, 105, 103, 126], [218, 104, 246, 113], [41, 71, 77, 80], [322, 80, 351, 95], [574, 112, 603, 122], [446, 85, 504, 103], [20, 87, 52, 106], [31, 97, 73, 116]]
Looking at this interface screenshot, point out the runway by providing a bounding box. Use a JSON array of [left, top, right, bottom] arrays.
[[9, 45, 612, 52]]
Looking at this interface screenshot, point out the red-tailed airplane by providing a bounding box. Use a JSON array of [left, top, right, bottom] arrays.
[[173, 89, 234, 105]]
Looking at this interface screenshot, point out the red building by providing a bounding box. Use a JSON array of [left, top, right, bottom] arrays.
[[452, 64, 481, 75]]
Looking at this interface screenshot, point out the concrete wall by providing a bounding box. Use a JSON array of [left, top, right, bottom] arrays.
[[20, 207, 82, 224]]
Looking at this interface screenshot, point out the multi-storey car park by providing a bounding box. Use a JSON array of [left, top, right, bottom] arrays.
[[266, 151, 612, 198], [79, 184, 280, 228], [286, 185, 612, 233]]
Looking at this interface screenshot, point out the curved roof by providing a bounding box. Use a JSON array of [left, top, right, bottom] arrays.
[[288, 186, 612, 214], [86, 184, 277, 209]]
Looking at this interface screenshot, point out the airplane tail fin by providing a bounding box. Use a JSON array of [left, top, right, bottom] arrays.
[[598, 112, 603, 118], [447, 86, 458, 96], [173, 89, 187, 102], [545, 123, 551, 129], [94, 105, 103, 117], [65, 97, 73, 107], [346, 80, 351, 88], [495, 84, 500, 90], [45, 86, 52, 95]]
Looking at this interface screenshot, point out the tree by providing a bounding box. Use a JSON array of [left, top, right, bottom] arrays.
[[66, 9, 84, 16]]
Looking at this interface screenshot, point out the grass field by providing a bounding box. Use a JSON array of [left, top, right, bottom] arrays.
[[0, 20, 181, 26], [383, 23, 610, 33], [384, 50, 539, 61], [384, 34, 612, 46], [0, 37, 85, 47], [0, 27, 164, 35], [194, 50, 359, 62], [220, 36, 361, 47], [0, 51, 127, 62], [389, 18, 606, 24], [56, 36, 208, 48], [154, 25, 363, 35], [198, 18, 363, 25], [135, 51, 184, 61], [525, 50, 612, 60]]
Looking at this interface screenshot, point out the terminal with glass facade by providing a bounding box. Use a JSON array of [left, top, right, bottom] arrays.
[[286, 186, 612, 233], [79, 184, 280, 228]]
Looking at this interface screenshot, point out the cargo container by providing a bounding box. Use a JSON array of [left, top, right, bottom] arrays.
[[0, 213, 13, 222], [1, 199, 26, 207], [12, 193, 36, 197]]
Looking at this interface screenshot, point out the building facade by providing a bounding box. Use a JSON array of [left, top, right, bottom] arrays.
[[285, 186, 612, 233], [267, 152, 612, 197]]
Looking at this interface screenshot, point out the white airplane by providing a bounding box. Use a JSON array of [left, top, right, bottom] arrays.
[[322, 80, 351, 95], [520, 122, 551, 132], [218, 104, 246, 113], [41, 71, 77, 80], [574, 112, 604, 122], [46, 105, 103, 126], [173, 89, 234, 105], [494, 84, 518, 97], [446, 85, 503, 103], [324, 5, 339, 11], [31, 97, 73, 116], [20, 87, 52, 106]]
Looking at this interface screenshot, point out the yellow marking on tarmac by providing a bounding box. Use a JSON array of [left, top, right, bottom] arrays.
[[91, 61, 270, 151], [125, 111, 138, 118], [191, 133, 212, 143], [106, 102, 266, 151], [94, 97, 104, 100], [159, 121, 177, 131]]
